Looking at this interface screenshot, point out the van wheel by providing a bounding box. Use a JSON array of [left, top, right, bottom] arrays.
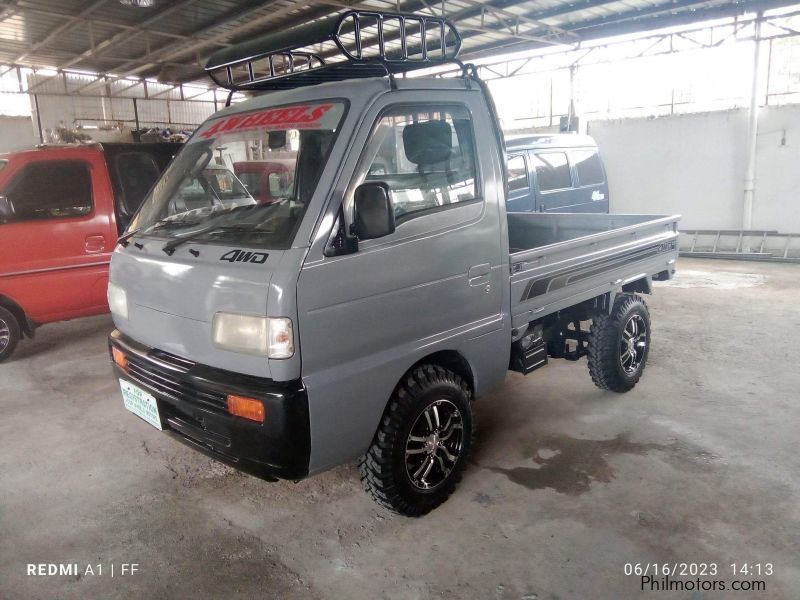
[[359, 365, 473, 517], [587, 294, 651, 393], [0, 305, 21, 363]]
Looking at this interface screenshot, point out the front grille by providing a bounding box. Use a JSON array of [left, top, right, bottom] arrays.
[[125, 352, 228, 415], [149, 349, 195, 372]]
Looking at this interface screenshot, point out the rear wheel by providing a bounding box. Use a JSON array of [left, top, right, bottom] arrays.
[[359, 365, 473, 517], [587, 294, 650, 392], [0, 305, 21, 363]]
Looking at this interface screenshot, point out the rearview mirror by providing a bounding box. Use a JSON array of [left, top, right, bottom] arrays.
[[0, 195, 13, 221], [352, 183, 395, 240], [268, 131, 287, 150]]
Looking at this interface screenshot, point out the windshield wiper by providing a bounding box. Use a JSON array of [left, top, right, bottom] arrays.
[[118, 217, 204, 248], [150, 218, 203, 231], [117, 229, 139, 247], [162, 224, 260, 256]]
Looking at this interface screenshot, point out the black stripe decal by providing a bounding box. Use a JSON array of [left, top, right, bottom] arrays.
[[520, 240, 675, 301]]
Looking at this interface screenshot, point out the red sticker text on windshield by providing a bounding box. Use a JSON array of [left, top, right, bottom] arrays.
[[200, 104, 334, 139]]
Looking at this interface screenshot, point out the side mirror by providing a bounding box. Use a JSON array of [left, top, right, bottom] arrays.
[[352, 183, 395, 240], [0, 195, 13, 221]]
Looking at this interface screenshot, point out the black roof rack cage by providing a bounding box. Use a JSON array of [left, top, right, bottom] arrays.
[[205, 10, 463, 92]]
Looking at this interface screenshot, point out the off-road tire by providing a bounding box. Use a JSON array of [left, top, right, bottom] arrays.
[[0, 305, 21, 363], [587, 293, 651, 393], [359, 365, 473, 517]]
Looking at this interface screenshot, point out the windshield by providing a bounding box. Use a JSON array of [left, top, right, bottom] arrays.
[[130, 101, 346, 249]]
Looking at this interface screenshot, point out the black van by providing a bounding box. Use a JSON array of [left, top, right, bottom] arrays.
[[505, 134, 609, 213]]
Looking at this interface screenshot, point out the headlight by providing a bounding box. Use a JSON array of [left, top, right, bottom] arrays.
[[212, 313, 294, 359], [107, 282, 128, 319]]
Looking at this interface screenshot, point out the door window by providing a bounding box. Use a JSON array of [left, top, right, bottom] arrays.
[[4, 160, 92, 221], [360, 104, 478, 224], [531, 152, 572, 192], [507, 154, 529, 192], [572, 149, 605, 186]]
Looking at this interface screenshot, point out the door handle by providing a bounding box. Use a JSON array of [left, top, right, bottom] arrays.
[[468, 263, 490, 287], [85, 235, 106, 253]]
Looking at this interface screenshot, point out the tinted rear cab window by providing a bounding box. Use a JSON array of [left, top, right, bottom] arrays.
[[573, 149, 605, 186], [531, 152, 571, 191]]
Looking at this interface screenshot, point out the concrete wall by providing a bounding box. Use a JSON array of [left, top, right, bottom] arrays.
[[0, 116, 39, 152], [588, 104, 800, 232]]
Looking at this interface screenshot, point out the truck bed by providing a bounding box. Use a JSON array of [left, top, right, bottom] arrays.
[[508, 212, 680, 328]]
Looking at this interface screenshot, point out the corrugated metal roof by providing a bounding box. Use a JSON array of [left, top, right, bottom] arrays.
[[0, 0, 796, 86]]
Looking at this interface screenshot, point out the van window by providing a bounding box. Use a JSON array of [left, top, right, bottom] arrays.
[[507, 154, 529, 192], [573, 149, 605, 186], [4, 160, 92, 221], [531, 152, 571, 192], [115, 152, 161, 215], [362, 104, 477, 223]]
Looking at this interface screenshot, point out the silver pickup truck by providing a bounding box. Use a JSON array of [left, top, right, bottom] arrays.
[[107, 11, 679, 517]]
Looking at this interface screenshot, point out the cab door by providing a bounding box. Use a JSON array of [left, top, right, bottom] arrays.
[[0, 151, 116, 322], [296, 90, 508, 472]]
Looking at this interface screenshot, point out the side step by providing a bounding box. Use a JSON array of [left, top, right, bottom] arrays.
[[510, 330, 548, 375]]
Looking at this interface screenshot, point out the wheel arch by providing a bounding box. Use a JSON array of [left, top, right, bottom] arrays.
[[621, 275, 652, 296], [0, 295, 33, 337], [408, 349, 475, 396]]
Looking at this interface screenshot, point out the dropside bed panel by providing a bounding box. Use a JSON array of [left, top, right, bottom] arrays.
[[509, 214, 680, 328]]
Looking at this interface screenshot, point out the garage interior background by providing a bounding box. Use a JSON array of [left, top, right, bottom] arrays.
[[0, 0, 798, 233]]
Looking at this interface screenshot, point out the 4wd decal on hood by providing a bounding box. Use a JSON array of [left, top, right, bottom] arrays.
[[200, 104, 334, 139], [220, 249, 268, 264]]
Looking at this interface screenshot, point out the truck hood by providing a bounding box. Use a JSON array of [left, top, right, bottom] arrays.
[[109, 238, 279, 378]]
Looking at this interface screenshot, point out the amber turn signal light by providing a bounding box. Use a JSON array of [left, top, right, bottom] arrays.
[[112, 347, 128, 371], [227, 394, 265, 423]]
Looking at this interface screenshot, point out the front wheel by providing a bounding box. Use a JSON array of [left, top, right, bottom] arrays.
[[359, 365, 473, 517], [587, 294, 651, 392], [0, 305, 21, 363]]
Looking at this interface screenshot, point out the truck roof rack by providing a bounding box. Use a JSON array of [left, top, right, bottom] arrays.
[[205, 10, 463, 92]]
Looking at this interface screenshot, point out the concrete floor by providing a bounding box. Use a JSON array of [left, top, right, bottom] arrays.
[[2, 258, 799, 599]]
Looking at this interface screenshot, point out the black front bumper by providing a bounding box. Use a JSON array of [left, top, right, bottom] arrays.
[[109, 330, 310, 481]]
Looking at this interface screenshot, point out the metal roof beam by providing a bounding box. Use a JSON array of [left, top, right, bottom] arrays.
[[14, 0, 112, 63], [460, 0, 798, 58], [0, 0, 20, 21], [54, 0, 201, 70], [85, 1, 336, 84], [0, 1, 229, 52]]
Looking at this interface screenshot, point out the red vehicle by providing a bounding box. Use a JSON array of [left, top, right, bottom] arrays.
[[233, 159, 294, 204], [0, 142, 180, 361]]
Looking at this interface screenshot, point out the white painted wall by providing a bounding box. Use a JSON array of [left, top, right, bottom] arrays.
[[0, 116, 39, 152], [588, 104, 800, 232]]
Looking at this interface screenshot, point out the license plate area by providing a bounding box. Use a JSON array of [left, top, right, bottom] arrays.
[[120, 379, 162, 430]]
